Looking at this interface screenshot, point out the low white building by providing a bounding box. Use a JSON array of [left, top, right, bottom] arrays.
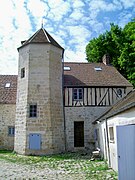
[[93, 90, 135, 173]]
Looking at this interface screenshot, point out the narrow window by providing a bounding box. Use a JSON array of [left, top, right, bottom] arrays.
[[21, 68, 25, 78], [8, 126, 15, 136], [73, 88, 83, 100], [109, 127, 114, 142], [29, 104, 37, 118], [117, 88, 122, 98]]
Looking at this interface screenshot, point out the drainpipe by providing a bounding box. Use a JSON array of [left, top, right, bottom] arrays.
[[105, 118, 111, 167], [62, 49, 67, 152]]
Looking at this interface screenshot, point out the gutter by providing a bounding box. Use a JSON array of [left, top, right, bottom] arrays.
[[62, 50, 67, 152], [105, 118, 111, 167]]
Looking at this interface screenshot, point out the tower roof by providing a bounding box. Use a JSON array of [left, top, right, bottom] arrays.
[[18, 28, 64, 50]]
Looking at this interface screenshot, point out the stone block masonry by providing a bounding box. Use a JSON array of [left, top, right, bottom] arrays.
[[0, 104, 16, 150], [14, 43, 65, 155]]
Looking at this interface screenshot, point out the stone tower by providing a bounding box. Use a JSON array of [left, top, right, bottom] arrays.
[[14, 28, 65, 155]]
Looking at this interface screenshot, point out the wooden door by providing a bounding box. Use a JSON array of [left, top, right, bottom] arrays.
[[74, 121, 84, 147]]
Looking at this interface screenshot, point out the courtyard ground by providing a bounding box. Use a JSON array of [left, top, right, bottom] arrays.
[[0, 150, 117, 180]]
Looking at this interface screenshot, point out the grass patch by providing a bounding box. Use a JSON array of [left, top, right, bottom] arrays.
[[0, 150, 117, 179]]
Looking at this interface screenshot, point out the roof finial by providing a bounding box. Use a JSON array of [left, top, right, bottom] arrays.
[[41, 18, 44, 28]]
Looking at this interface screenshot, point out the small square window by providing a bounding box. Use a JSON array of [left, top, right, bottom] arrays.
[[8, 126, 15, 136], [109, 127, 114, 142], [5, 83, 11, 88], [29, 104, 37, 118], [73, 88, 83, 101], [21, 68, 25, 78]]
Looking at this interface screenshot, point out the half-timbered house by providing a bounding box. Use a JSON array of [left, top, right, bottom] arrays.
[[63, 59, 133, 152], [0, 28, 133, 154]]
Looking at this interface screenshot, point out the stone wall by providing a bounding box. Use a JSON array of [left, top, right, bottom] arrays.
[[0, 104, 16, 150], [14, 44, 29, 154], [15, 43, 65, 155], [65, 106, 109, 152]]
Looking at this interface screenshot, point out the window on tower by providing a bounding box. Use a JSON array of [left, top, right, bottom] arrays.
[[21, 67, 25, 78], [8, 126, 15, 136], [29, 104, 37, 118]]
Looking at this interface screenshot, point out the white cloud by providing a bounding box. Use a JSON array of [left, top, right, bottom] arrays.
[[0, 0, 32, 74], [120, 0, 135, 8], [67, 25, 90, 43], [0, 0, 135, 75], [27, 0, 49, 29], [47, 0, 71, 21], [27, 0, 48, 17], [64, 49, 87, 62], [118, 11, 133, 27], [89, 0, 121, 11], [72, 0, 85, 8], [70, 9, 84, 20]]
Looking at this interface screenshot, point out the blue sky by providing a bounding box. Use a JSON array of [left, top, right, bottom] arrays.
[[0, 0, 135, 74]]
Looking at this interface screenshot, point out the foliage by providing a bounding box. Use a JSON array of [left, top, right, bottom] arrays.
[[86, 19, 135, 87]]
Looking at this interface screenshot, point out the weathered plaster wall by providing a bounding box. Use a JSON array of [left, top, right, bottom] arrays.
[[0, 104, 16, 150]]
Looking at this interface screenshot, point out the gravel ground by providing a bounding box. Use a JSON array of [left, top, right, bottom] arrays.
[[0, 159, 88, 180]]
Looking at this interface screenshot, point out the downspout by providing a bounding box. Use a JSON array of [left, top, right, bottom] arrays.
[[105, 118, 111, 167], [62, 49, 67, 152]]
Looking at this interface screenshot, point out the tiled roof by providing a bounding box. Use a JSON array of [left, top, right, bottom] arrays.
[[0, 75, 17, 104], [18, 28, 64, 50], [0, 62, 133, 104], [93, 89, 135, 123], [64, 62, 133, 87]]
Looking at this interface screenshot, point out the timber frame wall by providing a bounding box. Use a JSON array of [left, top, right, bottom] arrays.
[[64, 87, 126, 107]]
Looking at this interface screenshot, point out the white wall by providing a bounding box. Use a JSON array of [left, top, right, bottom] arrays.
[[96, 107, 135, 171]]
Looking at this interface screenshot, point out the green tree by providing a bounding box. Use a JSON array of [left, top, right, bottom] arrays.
[[118, 19, 135, 86], [86, 24, 122, 65], [86, 21, 135, 87]]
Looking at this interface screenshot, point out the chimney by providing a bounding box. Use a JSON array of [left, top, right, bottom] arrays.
[[102, 54, 111, 65]]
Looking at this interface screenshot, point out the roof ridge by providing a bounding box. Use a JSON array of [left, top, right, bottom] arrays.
[[27, 28, 41, 43], [42, 28, 50, 43]]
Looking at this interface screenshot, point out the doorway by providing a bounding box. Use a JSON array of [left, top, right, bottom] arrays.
[[74, 121, 84, 147]]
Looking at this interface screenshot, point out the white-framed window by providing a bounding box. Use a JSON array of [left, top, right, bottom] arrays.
[[109, 126, 114, 142], [29, 104, 37, 118], [8, 126, 15, 136], [73, 88, 83, 101]]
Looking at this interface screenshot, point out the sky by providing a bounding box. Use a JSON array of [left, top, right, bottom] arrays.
[[0, 0, 135, 75]]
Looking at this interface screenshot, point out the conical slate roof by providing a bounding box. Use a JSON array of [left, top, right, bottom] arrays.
[[18, 28, 64, 50]]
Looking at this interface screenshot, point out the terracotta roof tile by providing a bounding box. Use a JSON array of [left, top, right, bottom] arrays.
[[0, 75, 17, 104], [64, 62, 133, 87]]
